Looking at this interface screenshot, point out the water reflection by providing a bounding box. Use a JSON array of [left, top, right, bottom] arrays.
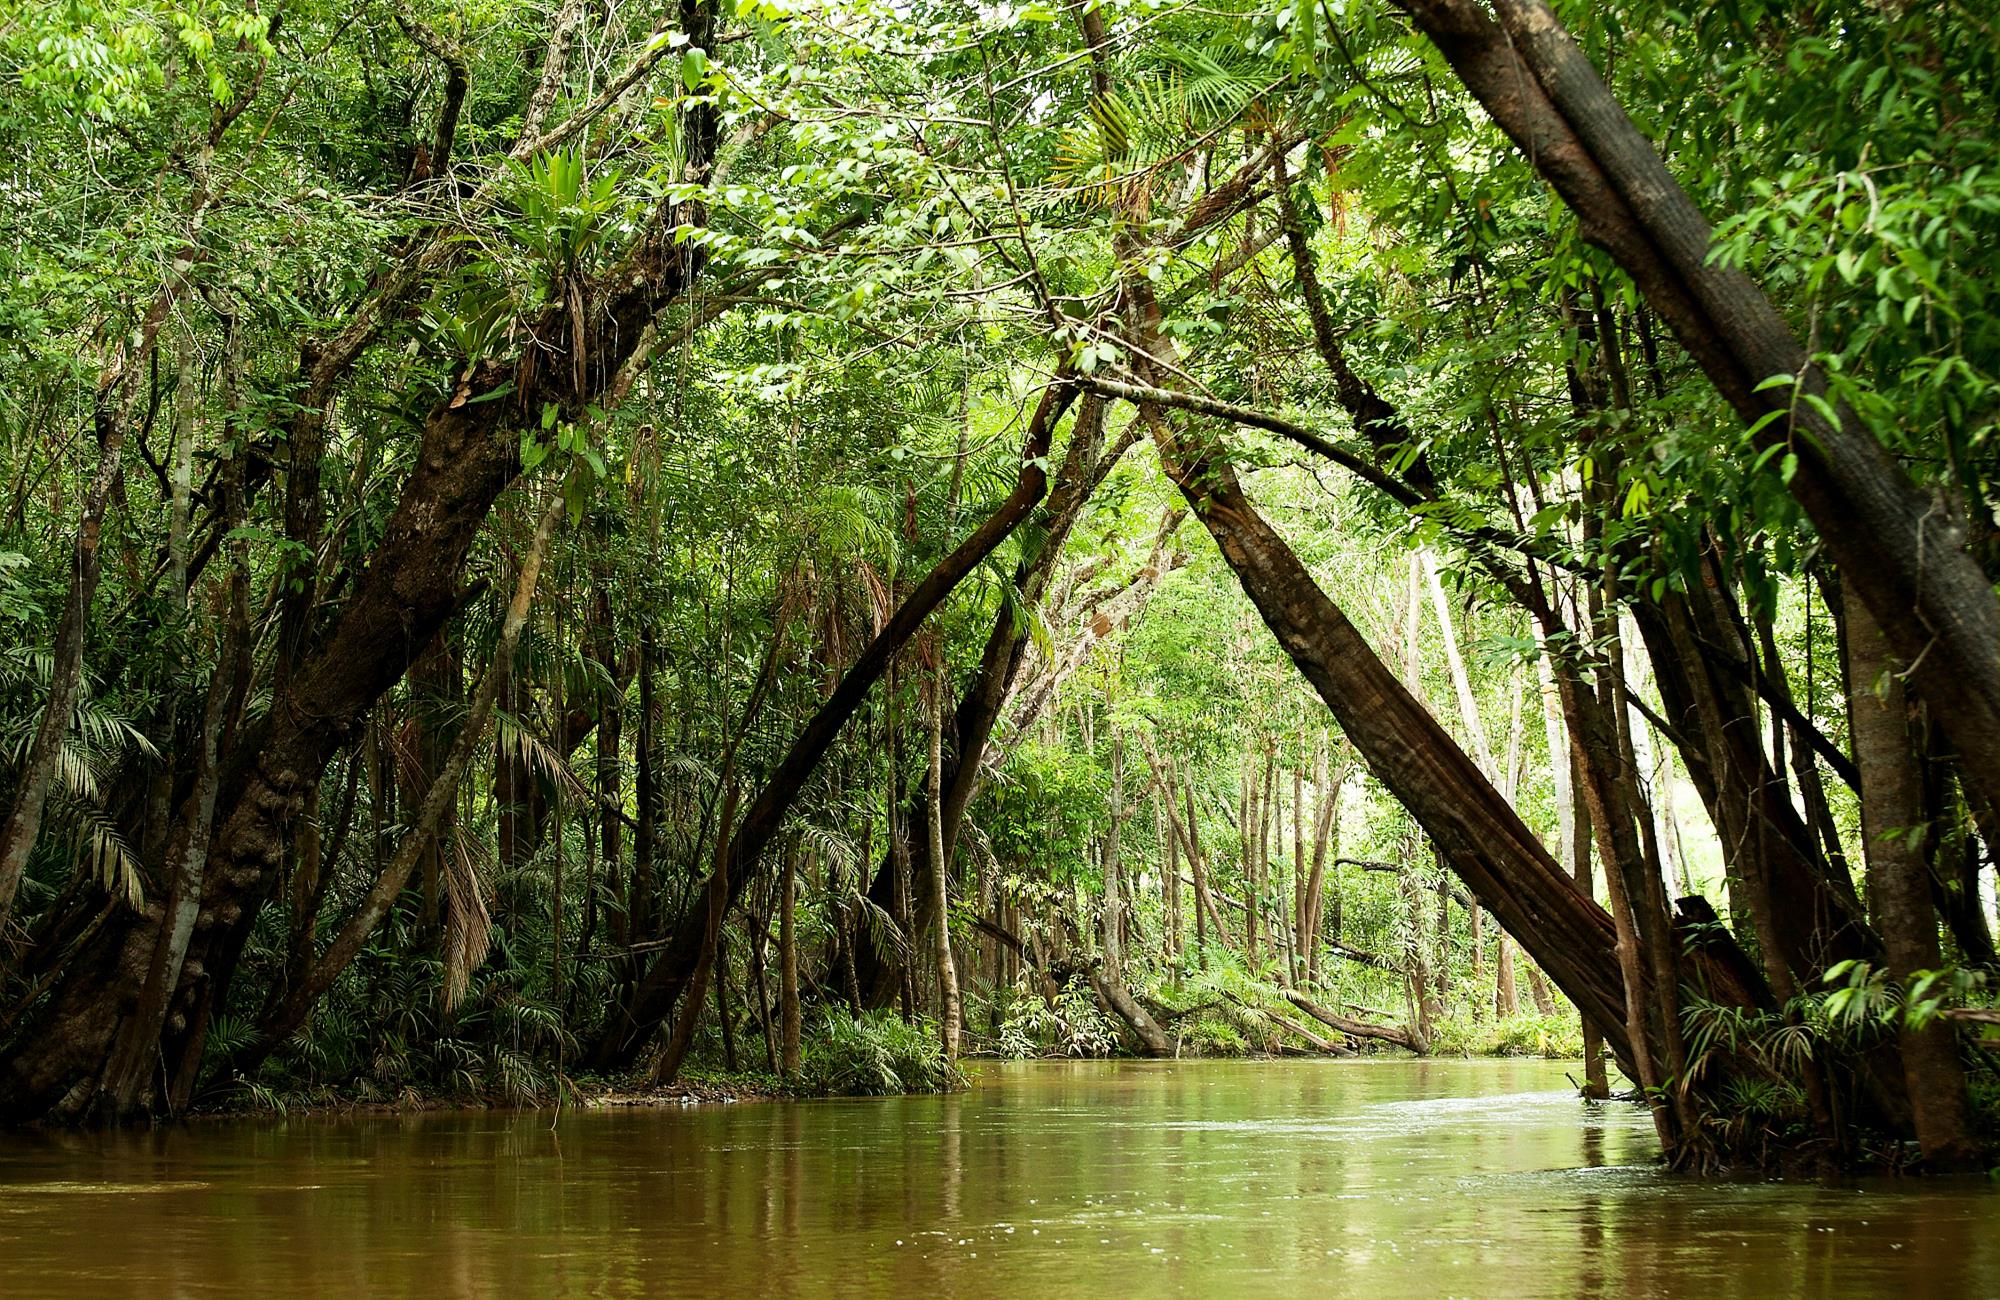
[[0, 1060, 1993, 1298]]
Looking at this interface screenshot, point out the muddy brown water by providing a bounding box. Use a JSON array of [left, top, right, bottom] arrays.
[[0, 1058, 1993, 1297]]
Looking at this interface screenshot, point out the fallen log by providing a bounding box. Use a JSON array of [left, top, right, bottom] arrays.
[[1260, 1005, 1355, 1056], [1091, 971, 1174, 1056], [1346, 860, 1474, 911], [1323, 941, 1399, 973], [1284, 989, 1419, 1052], [1137, 992, 1224, 1023]]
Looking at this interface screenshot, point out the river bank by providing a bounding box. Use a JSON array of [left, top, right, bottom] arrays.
[[187, 1011, 1591, 1125]]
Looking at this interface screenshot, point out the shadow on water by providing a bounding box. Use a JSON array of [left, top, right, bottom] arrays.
[[0, 1058, 1992, 1298]]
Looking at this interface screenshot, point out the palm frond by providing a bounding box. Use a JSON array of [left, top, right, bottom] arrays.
[[795, 820, 858, 884], [441, 829, 494, 1012], [493, 709, 591, 804], [852, 891, 909, 964], [48, 792, 146, 909]]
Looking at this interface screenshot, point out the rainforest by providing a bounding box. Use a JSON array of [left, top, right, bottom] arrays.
[[1, 0, 1998, 1292]]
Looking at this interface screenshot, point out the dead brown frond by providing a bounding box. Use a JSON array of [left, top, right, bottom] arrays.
[[441, 827, 494, 1012]]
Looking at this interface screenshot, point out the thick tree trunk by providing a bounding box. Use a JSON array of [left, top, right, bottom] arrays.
[[280, 755, 354, 1015], [239, 497, 563, 1074], [1405, 0, 2000, 823], [1142, 407, 1638, 1073], [1092, 971, 1172, 1055], [0, 85, 718, 1121], [4, 387, 527, 1119], [1494, 933, 1519, 1019], [1844, 587, 1981, 1167], [1631, 572, 1878, 987]]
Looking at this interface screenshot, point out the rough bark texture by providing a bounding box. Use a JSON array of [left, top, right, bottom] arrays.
[[1145, 409, 1637, 1075], [1405, 0, 2000, 824], [240, 497, 563, 1075], [1631, 564, 1877, 988], [1844, 586, 1980, 1167]]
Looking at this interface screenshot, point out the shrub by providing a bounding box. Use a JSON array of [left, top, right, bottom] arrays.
[[995, 977, 1120, 1058], [1178, 1015, 1248, 1056], [799, 1011, 963, 1096]]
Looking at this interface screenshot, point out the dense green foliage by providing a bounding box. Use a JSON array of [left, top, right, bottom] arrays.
[[0, 0, 1995, 1167]]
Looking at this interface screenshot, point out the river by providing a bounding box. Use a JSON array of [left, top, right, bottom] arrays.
[[0, 1059, 1992, 1297]]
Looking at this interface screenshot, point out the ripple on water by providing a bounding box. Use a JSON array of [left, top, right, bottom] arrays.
[[1148, 1088, 1612, 1137], [0, 1181, 213, 1194]]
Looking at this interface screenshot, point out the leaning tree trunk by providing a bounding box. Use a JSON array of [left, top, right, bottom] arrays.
[[1141, 403, 1636, 1074], [587, 383, 1076, 1066], [1630, 551, 1878, 990], [1113, 214, 1771, 1100], [847, 109, 1277, 1008], [654, 785, 739, 1086], [233, 496, 563, 1079], [849, 397, 1116, 1004], [1092, 970, 1172, 1056], [1404, 0, 2000, 825]]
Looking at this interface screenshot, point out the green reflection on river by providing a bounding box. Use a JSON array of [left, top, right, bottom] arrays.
[[0, 1059, 1993, 1298]]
